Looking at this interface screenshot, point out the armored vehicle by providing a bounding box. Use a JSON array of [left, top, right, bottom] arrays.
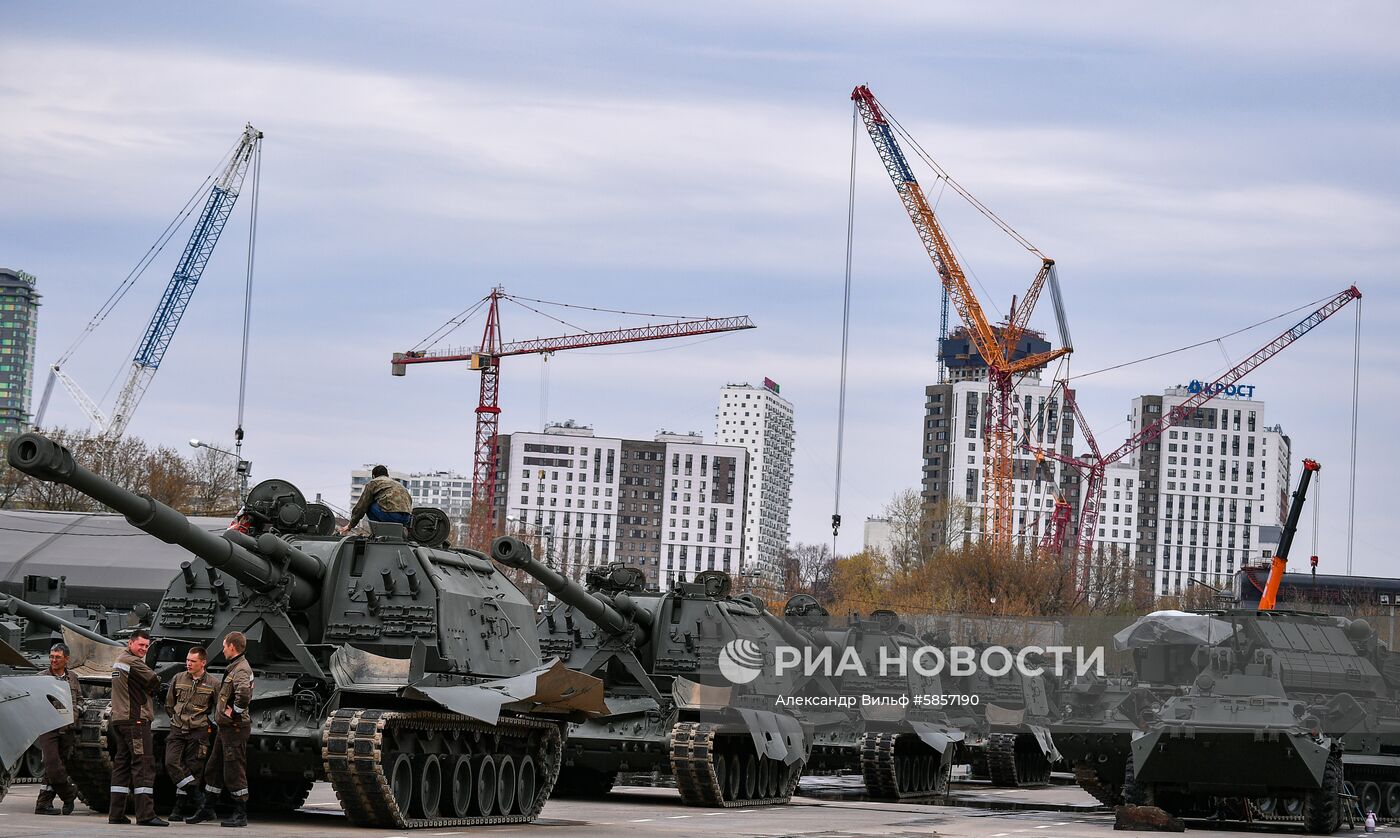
[[787, 599, 965, 800], [939, 640, 1060, 788], [7, 432, 605, 829], [1129, 610, 1400, 833], [493, 537, 809, 806], [0, 637, 78, 802], [1052, 610, 1228, 807]]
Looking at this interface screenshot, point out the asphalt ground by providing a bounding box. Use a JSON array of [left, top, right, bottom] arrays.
[[0, 779, 1387, 838]]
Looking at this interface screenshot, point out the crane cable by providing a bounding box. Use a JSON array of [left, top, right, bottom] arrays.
[[233, 138, 261, 497], [1346, 300, 1362, 574], [833, 102, 858, 547]]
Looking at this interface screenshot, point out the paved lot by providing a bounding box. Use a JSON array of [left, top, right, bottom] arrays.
[[0, 780, 1384, 838]]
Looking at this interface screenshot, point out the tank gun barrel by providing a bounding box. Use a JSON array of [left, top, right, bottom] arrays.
[[0, 593, 122, 648], [492, 536, 633, 637], [7, 433, 320, 609]]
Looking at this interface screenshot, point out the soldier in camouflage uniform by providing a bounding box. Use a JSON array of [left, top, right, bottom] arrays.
[[187, 631, 253, 828], [34, 643, 81, 816], [110, 629, 167, 826], [163, 646, 220, 820]]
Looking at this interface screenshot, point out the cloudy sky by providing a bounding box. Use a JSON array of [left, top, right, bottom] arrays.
[[3, 2, 1396, 574]]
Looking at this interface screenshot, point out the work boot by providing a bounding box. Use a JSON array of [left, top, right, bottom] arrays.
[[109, 792, 131, 824], [186, 788, 205, 819], [186, 798, 218, 825], [168, 793, 187, 821], [61, 798, 75, 815], [34, 803, 60, 816], [137, 815, 170, 827], [220, 800, 247, 828]]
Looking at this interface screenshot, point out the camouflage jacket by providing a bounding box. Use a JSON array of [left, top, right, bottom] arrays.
[[348, 475, 413, 527]]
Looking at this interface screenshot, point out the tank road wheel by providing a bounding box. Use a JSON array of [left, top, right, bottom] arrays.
[[725, 754, 742, 800], [496, 755, 517, 816], [1255, 796, 1279, 816], [1384, 783, 1400, 819], [1304, 756, 1343, 835], [1361, 781, 1382, 818], [388, 753, 414, 818], [517, 756, 537, 812], [1281, 797, 1305, 818], [712, 756, 729, 800], [475, 754, 497, 816], [449, 754, 473, 818], [415, 754, 442, 819]]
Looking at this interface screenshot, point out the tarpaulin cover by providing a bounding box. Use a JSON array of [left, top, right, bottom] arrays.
[[1113, 611, 1236, 650]]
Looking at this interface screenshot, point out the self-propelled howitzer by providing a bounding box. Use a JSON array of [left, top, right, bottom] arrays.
[[493, 536, 813, 807], [7, 433, 606, 829]]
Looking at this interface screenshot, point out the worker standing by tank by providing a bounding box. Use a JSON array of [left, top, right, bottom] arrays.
[[187, 631, 253, 828], [338, 465, 412, 533], [163, 646, 220, 821], [110, 628, 167, 827], [34, 642, 82, 816]]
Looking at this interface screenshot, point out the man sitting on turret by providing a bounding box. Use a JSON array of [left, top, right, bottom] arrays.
[[339, 465, 413, 534]]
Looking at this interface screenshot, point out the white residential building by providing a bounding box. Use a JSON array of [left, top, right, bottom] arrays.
[[495, 424, 748, 588], [1129, 386, 1291, 597], [715, 380, 794, 584]]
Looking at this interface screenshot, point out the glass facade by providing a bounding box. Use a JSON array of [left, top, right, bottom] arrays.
[[0, 269, 39, 440]]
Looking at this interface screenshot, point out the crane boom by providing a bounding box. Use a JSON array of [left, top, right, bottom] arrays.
[[102, 124, 262, 438], [852, 84, 1070, 547]]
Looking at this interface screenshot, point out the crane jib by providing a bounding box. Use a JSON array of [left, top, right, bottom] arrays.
[[874, 122, 918, 184]]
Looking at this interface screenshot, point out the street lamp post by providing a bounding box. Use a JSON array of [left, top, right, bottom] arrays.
[[189, 438, 252, 504]]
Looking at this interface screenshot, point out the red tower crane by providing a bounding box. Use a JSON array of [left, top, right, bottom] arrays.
[[1027, 285, 1361, 593], [392, 287, 756, 547]]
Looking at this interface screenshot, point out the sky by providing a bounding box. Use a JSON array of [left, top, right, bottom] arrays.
[[2, 2, 1396, 575]]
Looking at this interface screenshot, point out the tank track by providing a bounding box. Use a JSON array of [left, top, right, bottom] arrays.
[[987, 732, 1050, 787], [322, 708, 561, 829], [671, 721, 800, 807], [0, 760, 18, 803], [858, 732, 950, 801], [68, 700, 114, 812], [1072, 763, 1121, 807], [248, 777, 315, 813]]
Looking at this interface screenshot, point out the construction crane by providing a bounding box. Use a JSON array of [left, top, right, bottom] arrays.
[[36, 124, 263, 438], [1259, 458, 1321, 610], [1028, 285, 1361, 592], [851, 85, 1071, 548], [393, 287, 755, 547]]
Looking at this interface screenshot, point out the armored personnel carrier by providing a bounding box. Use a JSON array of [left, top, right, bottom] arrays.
[[7, 432, 605, 829], [1129, 610, 1400, 833], [788, 600, 964, 800], [1051, 611, 1213, 806], [493, 537, 809, 806]]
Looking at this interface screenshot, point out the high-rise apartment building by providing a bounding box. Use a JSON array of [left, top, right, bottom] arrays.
[[495, 423, 748, 588], [714, 380, 794, 583], [1129, 386, 1290, 597], [0, 269, 40, 439], [349, 467, 473, 536], [921, 327, 1077, 549]]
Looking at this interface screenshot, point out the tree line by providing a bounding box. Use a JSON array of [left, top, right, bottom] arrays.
[[0, 428, 241, 517]]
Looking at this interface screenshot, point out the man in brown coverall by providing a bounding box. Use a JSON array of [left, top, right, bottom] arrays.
[[110, 628, 167, 826], [187, 630, 253, 828], [163, 646, 220, 820], [34, 643, 82, 816]]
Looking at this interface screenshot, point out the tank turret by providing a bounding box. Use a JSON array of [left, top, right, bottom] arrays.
[[7, 432, 605, 829], [493, 536, 650, 639]]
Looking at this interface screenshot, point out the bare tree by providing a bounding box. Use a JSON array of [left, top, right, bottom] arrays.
[[187, 444, 239, 516]]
